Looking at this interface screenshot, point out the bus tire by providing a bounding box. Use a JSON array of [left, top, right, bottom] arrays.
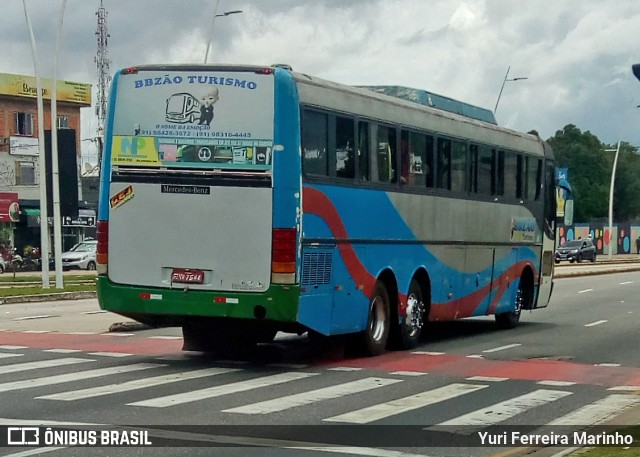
[[495, 280, 524, 329], [357, 281, 391, 356], [395, 279, 425, 350]]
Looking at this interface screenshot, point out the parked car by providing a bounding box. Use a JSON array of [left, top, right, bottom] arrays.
[[555, 238, 597, 263], [57, 240, 97, 270]]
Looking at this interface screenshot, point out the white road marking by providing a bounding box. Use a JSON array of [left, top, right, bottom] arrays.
[[0, 353, 23, 359], [3, 447, 66, 457], [482, 343, 521, 353], [390, 371, 426, 376], [224, 377, 401, 415], [87, 352, 132, 358], [130, 372, 318, 408], [608, 386, 640, 391], [578, 289, 593, 294], [147, 336, 182, 340], [466, 355, 483, 358], [0, 363, 161, 393], [103, 333, 134, 337], [0, 345, 27, 350], [466, 376, 507, 382], [411, 351, 444, 355], [0, 357, 91, 375], [43, 349, 83, 353], [619, 281, 633, 285], [81, 310, 107, 314], [324, 383, 487, 424], [585, 320, 607, 327], [21, 330, 50, 334], [327, 367, 363, 372], [537, 380, 577, 386], [38, 367, 241, 401], [546, 394, 640, 426], [595, 363, 620, 367], [430, 389, 572, 434], [12, 315, 56, 321]]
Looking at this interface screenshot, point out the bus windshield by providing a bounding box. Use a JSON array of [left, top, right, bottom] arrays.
[[109, 69, 274, 170]]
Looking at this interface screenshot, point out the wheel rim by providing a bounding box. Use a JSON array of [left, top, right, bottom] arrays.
[[514, 287, 524, 317], [369, 295, 387, 342], [404, 293, 424, 338]]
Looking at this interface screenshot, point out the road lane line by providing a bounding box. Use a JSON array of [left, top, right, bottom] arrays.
[[87, 352, 133, 358], [608, 386, 640, 391], [578, 289, 593, 294], [224, 377, 401, 415], [466, 376, 508, 382], [0, 363, 162, 393], [147, 336, 182, 340], [12, 315, 56, 321], [0, 353, 23, 359], [0, 357, 91, 375], [38, 367, 241, 401], [585, 320, 608, 327], [411, 351, 444, 355], [537, 380, 576, 386], [130, 372, 318, 408], [546, 394, 640, 426], [43, 349, 83, 353], [619, 281, 633, 285], [429, 389, 572, 434], [0, 345, 27, 350], [482, 343, 521, 353], [324, 383, 487, 424]]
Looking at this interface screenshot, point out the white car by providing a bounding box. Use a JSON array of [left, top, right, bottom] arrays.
[[60, 241, 97, 270]]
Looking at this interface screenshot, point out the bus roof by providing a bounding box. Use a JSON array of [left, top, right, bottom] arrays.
[[357, 85, 497, 125]]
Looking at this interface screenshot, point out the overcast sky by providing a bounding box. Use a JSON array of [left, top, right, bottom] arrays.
[[3, 0, 640, 165]]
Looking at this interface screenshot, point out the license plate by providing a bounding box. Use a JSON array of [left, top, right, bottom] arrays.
[[171, 268, 205, 284]]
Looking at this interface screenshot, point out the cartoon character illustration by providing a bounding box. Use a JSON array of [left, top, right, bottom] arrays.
[[198, 87, 219, 125]]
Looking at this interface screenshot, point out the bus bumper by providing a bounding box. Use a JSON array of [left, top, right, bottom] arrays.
[[96, 276, 301, 325]]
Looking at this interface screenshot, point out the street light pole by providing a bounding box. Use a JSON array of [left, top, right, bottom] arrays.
[[606, 142, 621, 260], [203, 1, 242, 64], [494, 66, 528, 113]]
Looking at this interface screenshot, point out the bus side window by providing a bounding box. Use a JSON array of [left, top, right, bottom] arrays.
[[335, 116, 355, 179], [436, 137, 451, 190], [357, 121, 370, 181], [302, 109, 329, 176], [372, 125, 397, 184]]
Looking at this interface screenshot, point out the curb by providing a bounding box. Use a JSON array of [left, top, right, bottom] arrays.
[[554, 266, 640, 278], [0, 291, 97, 304]]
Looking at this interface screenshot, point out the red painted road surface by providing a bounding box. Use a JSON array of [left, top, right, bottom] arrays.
[[2, 330, 640, 388]]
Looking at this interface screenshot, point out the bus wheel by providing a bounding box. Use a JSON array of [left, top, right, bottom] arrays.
[[395, 279, 425, 349], [357, 281, 391, 356], [495, 281, 524, 329]]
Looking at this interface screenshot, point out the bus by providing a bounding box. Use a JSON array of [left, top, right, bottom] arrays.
[[96, 64, 573, 356]]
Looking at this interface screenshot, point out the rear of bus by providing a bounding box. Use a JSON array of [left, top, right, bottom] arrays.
[[96, 65, 303, 348]]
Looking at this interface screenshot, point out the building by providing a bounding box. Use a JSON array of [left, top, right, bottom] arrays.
[[0, 72, 92, 254]]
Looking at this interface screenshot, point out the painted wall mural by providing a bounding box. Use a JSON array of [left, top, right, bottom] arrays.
[[558, 223, 640, 255]]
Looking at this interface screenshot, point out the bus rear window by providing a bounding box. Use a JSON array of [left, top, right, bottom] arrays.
[[109, 70, 274, 170]]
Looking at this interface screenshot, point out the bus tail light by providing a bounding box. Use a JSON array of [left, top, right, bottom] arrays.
[[96, 220, 108, 274], [271, 228, 296, 284]]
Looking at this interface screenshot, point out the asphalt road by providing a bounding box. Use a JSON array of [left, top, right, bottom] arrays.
[[1, 271, 640, 457]]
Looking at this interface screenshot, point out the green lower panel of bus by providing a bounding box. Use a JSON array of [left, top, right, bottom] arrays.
[[96, 276, 301, 325]]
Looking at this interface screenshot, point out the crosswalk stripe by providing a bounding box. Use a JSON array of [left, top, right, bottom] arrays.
[[546, 394, 640, 426], [130, 372, 319, 408], [223, 377, 402, 415], [324, 383, 487, 424], [430, 389, 572, 434], [37, 367, 242, 401], [0, 357, 91, 375], [0, 353, 23, 359], [0, 363, 162, 393]]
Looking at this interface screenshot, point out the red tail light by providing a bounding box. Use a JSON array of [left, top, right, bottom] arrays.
[[121, 67, 139, 75], [96, 220, 108, 272], [271, 228, 296, 274]]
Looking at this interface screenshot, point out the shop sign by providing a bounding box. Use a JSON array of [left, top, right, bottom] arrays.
[[0, 193, 19, 222]]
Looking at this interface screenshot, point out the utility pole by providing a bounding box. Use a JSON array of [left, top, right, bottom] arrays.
[[95, 0, 111, 168]]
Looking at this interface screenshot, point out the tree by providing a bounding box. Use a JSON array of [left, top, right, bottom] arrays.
[[548, 125, 640, 222], [547, 125, 610, 221]]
